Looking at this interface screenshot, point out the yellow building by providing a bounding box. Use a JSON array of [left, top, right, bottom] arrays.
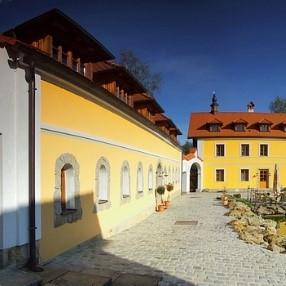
[[0, 9, 181, 267], [188, 95, 286, 192]]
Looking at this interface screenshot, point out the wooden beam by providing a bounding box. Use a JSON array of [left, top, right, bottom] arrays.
[[67, 51, 73, 68], [57, 46, 62, 63], [43, 35, 53, 57]]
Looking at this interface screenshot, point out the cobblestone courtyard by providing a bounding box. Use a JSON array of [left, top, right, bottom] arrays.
[[46, 193, 286, 286]]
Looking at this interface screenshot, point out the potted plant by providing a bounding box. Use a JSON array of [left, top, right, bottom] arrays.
[[166, 183, 174, 206], [156, 185, 165, 212]]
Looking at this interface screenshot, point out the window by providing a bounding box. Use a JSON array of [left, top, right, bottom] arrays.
[[216, 169, 224, 182], [121, 161, 130, 200], [61, 163, 76, 210], [148, 165, 153, 191], [54, 153, 82, 227], [98, 165, 108, 202], [137, 162, 144, 194], [260, 144, 268, 156], [95, 157, 110, 211], [241, 144, 249, 156], [216, 144, 225, 156], [259, 124, 270, 132], [209, 124, 220, 132], [241, 169, 249, 181], [234, 123, 245, 132]]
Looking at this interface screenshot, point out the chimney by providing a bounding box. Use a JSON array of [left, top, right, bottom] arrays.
[[210, 92, 219, 114], [247, 101, 255, 112]]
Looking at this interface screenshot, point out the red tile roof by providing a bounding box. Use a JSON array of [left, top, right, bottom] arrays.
[[188, 112, 286, 139]]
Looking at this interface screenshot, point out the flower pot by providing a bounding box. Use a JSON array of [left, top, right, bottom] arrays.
[[165, 201, 171, 208], [158, 204, 165, 212]]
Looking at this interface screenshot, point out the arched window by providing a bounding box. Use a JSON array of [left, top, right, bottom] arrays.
[[121, 161, 130, 202], [54, 153, 82, 227], [95, 157, 110, 211], [148, 165, 153, 191], [61, 163, 75, 210], [137, 162, 144, 194], [99, 165, 108, 202]]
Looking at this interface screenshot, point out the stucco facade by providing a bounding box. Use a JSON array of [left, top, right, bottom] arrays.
[[0, 9, 182, 267]]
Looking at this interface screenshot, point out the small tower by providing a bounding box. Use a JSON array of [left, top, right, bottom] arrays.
[[247, 101, 255, 112], [210, 92, 219, 114]]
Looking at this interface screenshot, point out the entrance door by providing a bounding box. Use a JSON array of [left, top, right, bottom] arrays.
[[259, 169, 269, 189], [190, 164, 198, 192]]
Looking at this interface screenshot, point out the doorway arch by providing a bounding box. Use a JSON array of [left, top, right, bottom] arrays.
[[190, 163, 201, 192]]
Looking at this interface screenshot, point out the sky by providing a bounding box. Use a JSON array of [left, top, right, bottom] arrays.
[[1, 0, 286, 142]]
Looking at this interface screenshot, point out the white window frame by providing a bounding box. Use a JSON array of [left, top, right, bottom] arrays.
[[215, 143, 225, 157], [240, 143, 250, 157], [240, 168, 250, 182], [95, 157, 111, 212], [215, 168, 225, 182], [137, 162, 144, 195], [259, 143, 269, 157], [121, 161, 131, 203]]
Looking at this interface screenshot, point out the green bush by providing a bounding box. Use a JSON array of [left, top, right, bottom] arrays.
[[156, 185, 165, 195]]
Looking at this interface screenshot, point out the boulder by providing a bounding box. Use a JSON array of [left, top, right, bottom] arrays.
[[256, 205, 276, 215], [239, 230, 265, 245], [267, 242, 285, 253]]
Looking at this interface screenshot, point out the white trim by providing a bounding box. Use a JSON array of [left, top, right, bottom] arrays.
[[240, 168, 250, 182], [41, 123, 180, 163], [240, 143, 250, 157], [215, 143, 225, 157], [259, 143, 269, 157], [215, 168, 225, 182], [38, 70, 181, 152]]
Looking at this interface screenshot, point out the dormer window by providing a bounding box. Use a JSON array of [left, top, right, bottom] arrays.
[[209, 124, 220, 132], [208, 119, 222, 132], [233, 119, 247, 132], [258, 119, 272, 132], [234, 123, 245, 132], [280, 122, 286, 132], [260, 124, 270, 132]]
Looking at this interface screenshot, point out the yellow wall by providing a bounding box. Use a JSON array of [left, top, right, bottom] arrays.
[[201, 138, 286, 191], [40, 80, 181, 260]]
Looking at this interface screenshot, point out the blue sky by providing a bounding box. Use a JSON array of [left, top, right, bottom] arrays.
[[1, 0, 286, 142]]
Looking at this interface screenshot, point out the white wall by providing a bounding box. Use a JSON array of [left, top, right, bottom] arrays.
[[0, 47, 41, 250]]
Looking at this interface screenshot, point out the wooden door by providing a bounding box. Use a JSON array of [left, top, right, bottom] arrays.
[[259, 169, 269, 188]]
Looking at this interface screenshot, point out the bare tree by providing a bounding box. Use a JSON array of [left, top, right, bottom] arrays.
[[119, 49, 161, 95]]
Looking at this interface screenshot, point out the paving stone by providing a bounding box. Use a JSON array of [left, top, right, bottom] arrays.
[[38, 193, 286, 285], [112, 273, 161, 286], [0, 268, 41, 286], [48, 271, 111, 286]]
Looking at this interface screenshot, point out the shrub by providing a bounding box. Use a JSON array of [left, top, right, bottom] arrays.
[[156, 185, 165, 195]]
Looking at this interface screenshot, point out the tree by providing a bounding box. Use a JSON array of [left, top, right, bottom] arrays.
[[181, 141, 193, 155], [119, 50, 161, 95], [269, 96, 286, 113]]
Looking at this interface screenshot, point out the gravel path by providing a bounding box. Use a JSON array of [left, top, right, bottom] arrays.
[[48, 193, 286, 286]]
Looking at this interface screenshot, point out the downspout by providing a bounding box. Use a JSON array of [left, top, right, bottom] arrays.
[[25, 60, 43, 272]]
